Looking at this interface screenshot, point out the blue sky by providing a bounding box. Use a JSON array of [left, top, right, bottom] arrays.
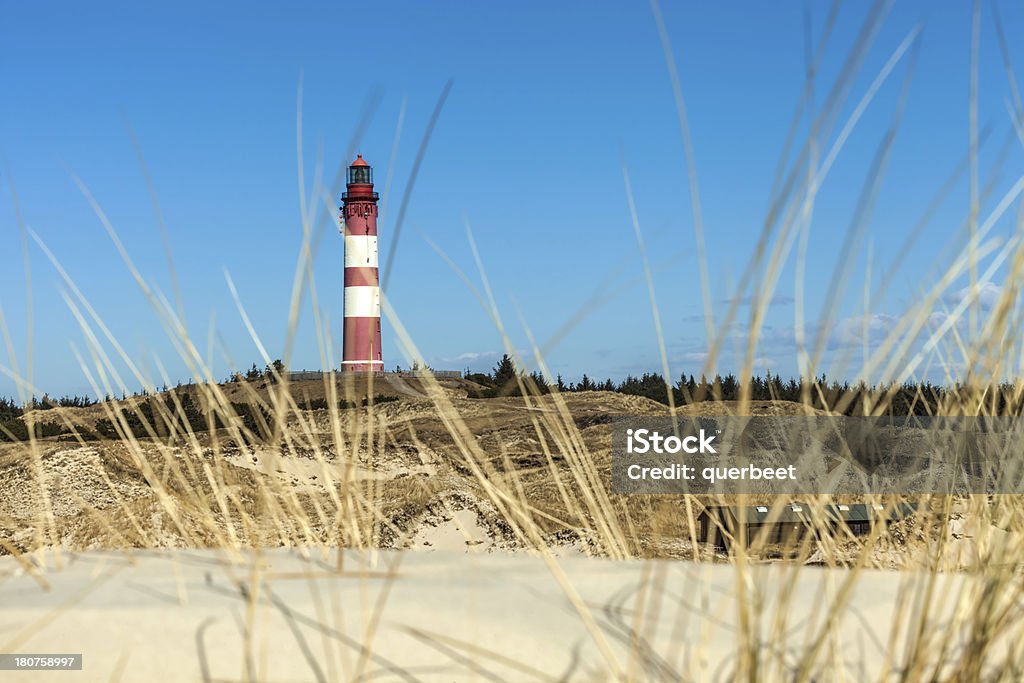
[[2, 1, 1023, 398]]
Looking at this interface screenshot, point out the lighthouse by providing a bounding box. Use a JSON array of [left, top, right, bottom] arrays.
[[340, 154, 384, 373]]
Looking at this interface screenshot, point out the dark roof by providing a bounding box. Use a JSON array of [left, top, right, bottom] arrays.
[[701, 502, 919, 525]]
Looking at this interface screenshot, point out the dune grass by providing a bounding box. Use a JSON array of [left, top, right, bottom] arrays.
[[2, 1, 1024, 680]]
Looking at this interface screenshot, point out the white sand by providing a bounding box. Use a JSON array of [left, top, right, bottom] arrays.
[[0, 549, 1010, 681], [409, 509, 491, 552], [223, 448, 437, 491]]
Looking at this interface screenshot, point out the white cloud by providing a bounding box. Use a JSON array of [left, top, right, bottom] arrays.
[[831, 313, 897, 347], [947, 282, 1005, 311], [455, 351, 499, 362], [439, 349, 528, 371]]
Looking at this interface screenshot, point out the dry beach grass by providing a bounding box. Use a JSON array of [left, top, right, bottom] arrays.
[[4, 1, 1024, 680]]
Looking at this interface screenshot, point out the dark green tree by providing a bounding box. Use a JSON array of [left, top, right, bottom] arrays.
[[265, 359, 286, 383], [245, 363, 261, 381], [492, 354, 517, 389]]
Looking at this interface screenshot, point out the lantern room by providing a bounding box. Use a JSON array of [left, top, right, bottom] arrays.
[[348, 154, 373, 185]]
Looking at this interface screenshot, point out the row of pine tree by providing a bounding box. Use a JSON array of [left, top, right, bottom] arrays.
[[466, 354, 962, 416], [3, 354, 1019, 419]]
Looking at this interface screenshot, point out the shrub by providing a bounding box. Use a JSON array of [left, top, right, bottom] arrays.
[[362, 394, 398, 406], [298, 397, 357, 411], [92, 393, 276, 444], [0, 419, 67, 442]]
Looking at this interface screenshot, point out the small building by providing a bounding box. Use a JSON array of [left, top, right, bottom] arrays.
[[391, 370, 463, 380], [697, 502, 918, 551], [287, 371, 326, 382]]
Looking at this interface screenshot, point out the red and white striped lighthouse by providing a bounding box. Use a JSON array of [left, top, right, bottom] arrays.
[[340, 154, 383, 373]]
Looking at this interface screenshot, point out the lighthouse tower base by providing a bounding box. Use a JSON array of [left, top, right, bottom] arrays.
[[340, 364, 385, 374]]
